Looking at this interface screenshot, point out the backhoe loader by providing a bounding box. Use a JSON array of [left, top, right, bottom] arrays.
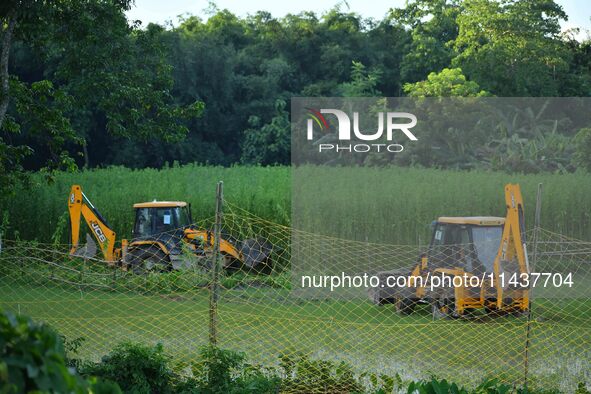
[[68, 185, 271, 273], [370, 184, 529, 318]]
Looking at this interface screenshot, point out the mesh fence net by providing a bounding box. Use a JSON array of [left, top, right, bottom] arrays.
[[0, 201, 589, 392]]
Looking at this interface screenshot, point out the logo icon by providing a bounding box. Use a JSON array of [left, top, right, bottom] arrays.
[[306, 108, 330, 132], [305, 108, 418, 153]]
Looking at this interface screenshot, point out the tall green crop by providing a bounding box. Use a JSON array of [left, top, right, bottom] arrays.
[[2, 164, 590, 244]]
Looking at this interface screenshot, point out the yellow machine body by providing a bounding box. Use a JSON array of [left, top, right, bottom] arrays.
[[68, 185, 265, 270], [68, 185, 120, 262], [385, 184, 529, 317]]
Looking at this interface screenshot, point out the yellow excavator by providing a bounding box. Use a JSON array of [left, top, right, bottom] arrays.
[[68, 185, 271, 273], [370, 184, 529, 318]]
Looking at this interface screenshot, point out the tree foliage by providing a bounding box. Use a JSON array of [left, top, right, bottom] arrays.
[[392, 0, 460, 84], [404, 67, 489, 97], [453, 0, 571, 96], [241, 99, 290, 165], [2, 0, 591, 181], [0, 0, 203, 193]]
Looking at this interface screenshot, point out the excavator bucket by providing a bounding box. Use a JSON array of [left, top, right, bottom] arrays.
[[71, 234, 97, 259], [238, 238, 272, 269]]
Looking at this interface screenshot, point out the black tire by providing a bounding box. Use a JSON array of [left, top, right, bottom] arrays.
[[512, 309, 529, 318], [485, 306, 500, 316], [432, 297, 459, 319], [129, 247, 170, 274], [369, 288, 386, 306], [394, 296, 415, 315]]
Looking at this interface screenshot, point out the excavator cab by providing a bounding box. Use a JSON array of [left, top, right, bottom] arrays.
[[132, 202, 192, 239], [428, 217, 505, 275]]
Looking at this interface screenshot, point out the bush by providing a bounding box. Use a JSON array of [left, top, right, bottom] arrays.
[[0, 310, 113, 393], [83, 343, 575, 394], [575, 382, 591, 394], [406, 377, 564, 394], [179, 346, 280, 394], [81, 342, 174, 394], [81, 342, 280, 394], [279, 354, 366, 393], [61, 335, 86, 370]]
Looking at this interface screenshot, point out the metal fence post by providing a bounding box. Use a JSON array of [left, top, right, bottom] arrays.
[[209, 181, 223, 346], [524, 183, 542, 387]]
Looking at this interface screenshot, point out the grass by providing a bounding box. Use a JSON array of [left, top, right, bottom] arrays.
[[0, 269, 589, 391], [292, 166, 591, 244], [2, 165, 591, 244], [1, 165, 590, 390]]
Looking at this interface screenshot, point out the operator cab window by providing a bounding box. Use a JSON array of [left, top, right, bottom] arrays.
[[429, 224, 474, 271], [471, 226, 503, 273], [458, 227, 475, 273], [175, 207, 191, 227], [134, 206, 190, 239], [134, 208, 152, 238], [429, 224, 457, 268], [154, 208, 174, 234]]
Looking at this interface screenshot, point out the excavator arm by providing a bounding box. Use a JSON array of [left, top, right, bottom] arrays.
[[68, 185, 118, 262], [492, 183, 529, 309], [187, 229, 271, 268]]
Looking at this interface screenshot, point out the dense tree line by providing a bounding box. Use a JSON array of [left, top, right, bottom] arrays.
[[1, 0, 591, 191]]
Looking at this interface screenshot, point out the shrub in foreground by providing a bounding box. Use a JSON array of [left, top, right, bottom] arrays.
[[81, 342, 174, 394], [0, 310, 120, 393], [179, 346, 280, 393], [80, 342, 280, 394], [279, 353, 367, 393], [3, 309, 589, 393]]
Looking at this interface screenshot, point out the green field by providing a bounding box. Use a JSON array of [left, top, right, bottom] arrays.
[[1, 165, 591, 391], [0, 252, 589, 391], [0, 165, 290, 243], [2, 165, 591, 244]]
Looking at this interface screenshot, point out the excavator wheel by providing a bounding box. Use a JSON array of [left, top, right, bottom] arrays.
[[432, 296, 460, 319], [369, 288, 390, 306], [511, 309, 529, 318], [394, 296, 415, 315], [129, 247, 171, 274]]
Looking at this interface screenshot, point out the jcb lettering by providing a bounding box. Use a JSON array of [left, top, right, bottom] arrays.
[[91, 221, 107, 243]]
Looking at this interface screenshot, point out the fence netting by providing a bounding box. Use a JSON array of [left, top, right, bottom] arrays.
[[0, 202, 589, 392]]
